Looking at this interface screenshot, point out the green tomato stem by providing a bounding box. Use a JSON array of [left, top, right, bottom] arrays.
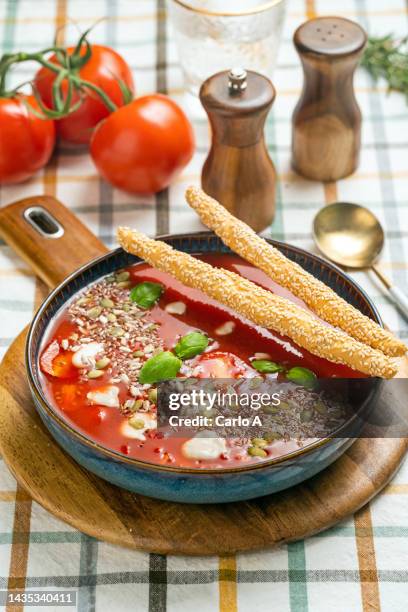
[[0, 30, 118, 118], [0, 51, 61, 97], [79, 78, 118, 112], [51, 68, 67, 112]]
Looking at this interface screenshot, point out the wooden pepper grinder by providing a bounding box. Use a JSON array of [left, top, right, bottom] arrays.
[[200, 68, 276, 232], [292, 17, 367, 181]]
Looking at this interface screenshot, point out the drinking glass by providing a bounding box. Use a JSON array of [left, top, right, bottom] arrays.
[[168, 0, 286, 97]]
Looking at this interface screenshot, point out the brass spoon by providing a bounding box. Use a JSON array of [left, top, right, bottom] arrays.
[[313, 202, 408, 320]]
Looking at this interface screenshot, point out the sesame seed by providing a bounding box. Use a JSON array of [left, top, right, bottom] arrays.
[[67, 274, 164, 406]]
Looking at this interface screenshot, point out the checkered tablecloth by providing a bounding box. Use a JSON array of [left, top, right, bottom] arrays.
[[0, 0, 407, 610]]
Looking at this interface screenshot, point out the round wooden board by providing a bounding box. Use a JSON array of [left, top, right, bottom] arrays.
[[0, 330, 407, 556]]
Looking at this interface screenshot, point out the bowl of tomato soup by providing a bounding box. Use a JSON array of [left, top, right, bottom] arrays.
[[26, 233, 382, 503]]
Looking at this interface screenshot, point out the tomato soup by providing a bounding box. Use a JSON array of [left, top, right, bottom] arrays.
[[38, 254, 361, 470]]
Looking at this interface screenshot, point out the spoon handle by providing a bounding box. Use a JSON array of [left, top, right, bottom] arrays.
[[388, 286, 408, 321], [372, 265, 408, 321]]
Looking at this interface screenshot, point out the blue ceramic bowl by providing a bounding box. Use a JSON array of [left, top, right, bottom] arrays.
[[26, 232, 382, 504]]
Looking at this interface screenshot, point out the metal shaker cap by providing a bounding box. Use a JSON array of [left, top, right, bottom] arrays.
[[228, 68, 247, 93]]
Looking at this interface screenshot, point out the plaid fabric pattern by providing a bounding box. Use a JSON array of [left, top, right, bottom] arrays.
[[0, 0, 408, 610]]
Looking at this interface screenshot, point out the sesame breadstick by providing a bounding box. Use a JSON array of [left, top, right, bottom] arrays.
[[117, 226, 397, 378], [185, 186, 406, 358]]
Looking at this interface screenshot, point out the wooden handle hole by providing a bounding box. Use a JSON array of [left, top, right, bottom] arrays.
[[23, 206, 65, 239]]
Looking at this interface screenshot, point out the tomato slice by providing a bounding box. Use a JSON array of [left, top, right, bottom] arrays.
[[57, 384, 85, 412], [40, 340, 60, 375], [40, 340, 76, 379]]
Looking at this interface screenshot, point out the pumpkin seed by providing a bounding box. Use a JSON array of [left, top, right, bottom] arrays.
[[300, 409, 312, 423], [76, 297, 90, 306], [117, 281, 131, 289], [87, 369, 104, 379], [100, 298, 114, 308], [116, 271, 130, 282], [264, 431, 283, 442], [129, 418, 145, 430], [131, 399, 143, 412], [87, 306, 102, 319], [145, 323, 158, 332], [252, 438, 268, 448], [106, 275, 116, 283], [248, 446, 267, 458], [133, 350, 144, 357], [95, 357, 110, 369], [148, 388, 158, 404], [249, 377, 263, 389], [111, 326, 125, 337], [263, 405, 280, 415], [315, 401, 327, 415], [107, 313, 117, 322]]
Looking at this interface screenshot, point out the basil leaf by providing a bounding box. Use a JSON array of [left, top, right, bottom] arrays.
[[139, 351, 181, 384], [174, 331, 209, 360], [286, 366, 317, 389], [130, 282, 163, 309], [252, 360, 284, 374]]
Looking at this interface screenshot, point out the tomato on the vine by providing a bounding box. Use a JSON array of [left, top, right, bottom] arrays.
[[0, 95, 55, 184], [90, 94, 195, 194], [35, 44, 134, 144]]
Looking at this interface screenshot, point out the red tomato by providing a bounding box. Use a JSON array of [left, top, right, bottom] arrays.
[[90, 94, 195, 194], [0, 95, 55, 184], [34, 45, 134, 144], [40, 340, 76, 379]]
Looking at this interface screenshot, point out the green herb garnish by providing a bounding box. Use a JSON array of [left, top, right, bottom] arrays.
[[174, 331, 209, 360], [362, 35, 408, 102], [138, 351, 181, 384], [130, 281, 163, 309], [286, 366, 317, 389], [251, 360, 284, 374]]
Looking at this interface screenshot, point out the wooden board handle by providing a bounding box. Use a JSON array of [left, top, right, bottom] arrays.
[[0, 195, 108, 289]]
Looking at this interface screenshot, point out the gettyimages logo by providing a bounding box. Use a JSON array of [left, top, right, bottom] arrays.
[[156, 377, 408, 440]]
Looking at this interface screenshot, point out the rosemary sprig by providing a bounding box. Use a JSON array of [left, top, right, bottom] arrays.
[[361, 35, 408, 101]]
